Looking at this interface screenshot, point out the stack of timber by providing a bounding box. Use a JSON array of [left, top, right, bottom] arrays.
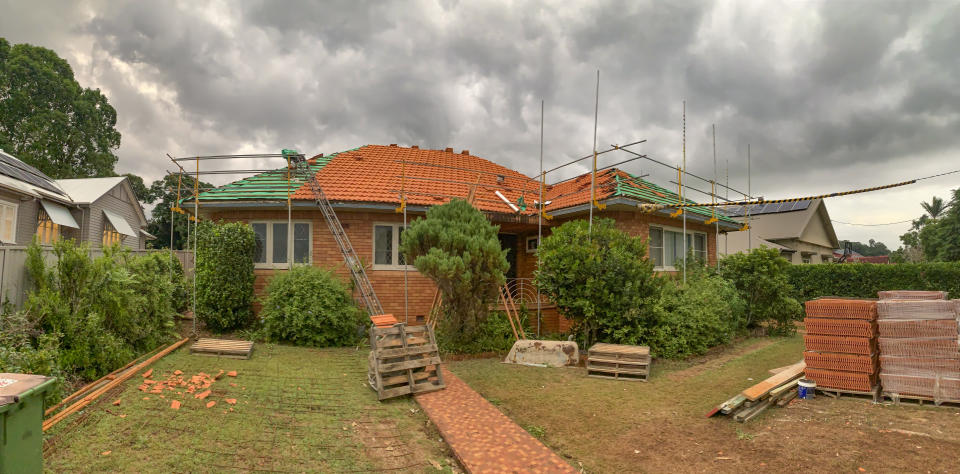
[[586, 343, 650, 381], [877, 291, 960, 404], [709, 361, 805, 422], [368, 323, 445, 401], [803, 298, 880, 396]]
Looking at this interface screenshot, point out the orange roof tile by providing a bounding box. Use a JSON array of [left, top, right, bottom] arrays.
[[292, 145, 543, 214]]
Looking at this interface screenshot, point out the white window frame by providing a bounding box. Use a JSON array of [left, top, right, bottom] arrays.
[[0, 199, 18, 244], [372, 222, 413, 271], [649, 225, 707, 271], [526, 235, 539, 253], [251, 220, 312, 269]]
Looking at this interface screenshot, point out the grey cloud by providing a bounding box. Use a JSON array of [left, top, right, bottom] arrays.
[[2, 0, 959, 248]]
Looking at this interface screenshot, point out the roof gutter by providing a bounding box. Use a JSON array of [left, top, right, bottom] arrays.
[[548, 197, 741, 231]]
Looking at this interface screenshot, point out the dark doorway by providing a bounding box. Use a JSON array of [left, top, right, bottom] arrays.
[[498, 234, 517, 280]]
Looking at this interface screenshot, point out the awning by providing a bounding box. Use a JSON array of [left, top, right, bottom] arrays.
[[103, 209, 137, 237], [140, 229, 157, 240], [40, 200, 80, 229]]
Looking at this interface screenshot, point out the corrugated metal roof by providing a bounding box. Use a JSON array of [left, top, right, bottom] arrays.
[[56, 177, 126, 204]]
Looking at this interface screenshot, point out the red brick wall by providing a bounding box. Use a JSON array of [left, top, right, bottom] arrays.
[[207, 208, 438, 322], [207, 206, 722, 332]]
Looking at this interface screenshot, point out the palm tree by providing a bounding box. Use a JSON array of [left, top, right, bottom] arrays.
[[921, 196, 946, 220]]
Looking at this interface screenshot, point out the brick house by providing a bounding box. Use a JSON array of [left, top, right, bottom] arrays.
[[193, 145, 741, 334]]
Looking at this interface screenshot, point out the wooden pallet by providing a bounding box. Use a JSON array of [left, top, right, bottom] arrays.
[[817, 385, 880, 402], [881, 392, 960, 407], [190, 338, 254, 359], [586, 343, 651, 382], [369, 324, 445, 400]]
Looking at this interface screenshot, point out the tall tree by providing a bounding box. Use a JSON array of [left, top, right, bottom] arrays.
[[921, 196, 946, 220], [145, 174, 211, 250], [123, 173, 156, 204], [920, 189, 960, 262], [0, 38, 121, 178]]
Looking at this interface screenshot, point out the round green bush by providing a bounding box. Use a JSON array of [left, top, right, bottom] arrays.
[[259, 266, 363, 347]]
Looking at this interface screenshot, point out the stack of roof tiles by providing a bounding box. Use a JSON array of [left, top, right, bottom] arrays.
[[877, 291, 960, 402], [802, 298, 880, 392]]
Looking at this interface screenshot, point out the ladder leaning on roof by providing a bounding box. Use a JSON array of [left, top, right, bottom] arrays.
[[287, 150, 384, 316]]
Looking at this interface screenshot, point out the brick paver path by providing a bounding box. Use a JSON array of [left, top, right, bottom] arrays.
[[415, 368, 576, 473]]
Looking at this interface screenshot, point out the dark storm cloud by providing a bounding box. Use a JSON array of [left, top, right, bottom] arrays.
[[1, 0, 958, 247]]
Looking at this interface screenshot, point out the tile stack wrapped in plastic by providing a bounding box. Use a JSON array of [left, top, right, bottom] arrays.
[[877, 291, 960, 402], [802, 298, 879, 392]]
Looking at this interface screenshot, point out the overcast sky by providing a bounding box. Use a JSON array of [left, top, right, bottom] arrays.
[[2, 0, 958, 248]]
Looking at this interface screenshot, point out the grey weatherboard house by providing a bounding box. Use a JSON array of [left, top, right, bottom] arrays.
[[0, 149, 151, 249]]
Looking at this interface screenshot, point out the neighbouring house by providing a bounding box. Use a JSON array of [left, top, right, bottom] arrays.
[[191, 144, 742, 333], [0, 149, 153, 249], [0, 149, 82, 245], [55, 177, 154, 249], [720, 198, 839, 264], [831, 249, 890, 264]]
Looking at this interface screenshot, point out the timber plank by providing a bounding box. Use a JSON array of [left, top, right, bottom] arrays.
[[378, 356, 442, 373], [190, 338, 254, 360], [741, 361, 805, 401]]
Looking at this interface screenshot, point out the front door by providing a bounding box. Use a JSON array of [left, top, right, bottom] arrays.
[[498, 234, 517, 280]]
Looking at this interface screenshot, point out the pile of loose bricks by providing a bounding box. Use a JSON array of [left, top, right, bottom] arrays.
[[803, 291, 960, 402], [803, 297, 880, 393], [877, 290, 960, 402]]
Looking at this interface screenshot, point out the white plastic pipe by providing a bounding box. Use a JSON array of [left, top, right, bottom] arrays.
[[495, 190, 519, 212]]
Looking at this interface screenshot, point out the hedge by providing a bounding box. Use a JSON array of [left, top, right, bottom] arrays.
[[785, 262, 960, 301], [195, 221, 256, 331]]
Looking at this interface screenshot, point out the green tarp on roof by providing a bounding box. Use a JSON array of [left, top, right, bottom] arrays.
[[612, 171, 739, 225], [191, 151, 346, 202]]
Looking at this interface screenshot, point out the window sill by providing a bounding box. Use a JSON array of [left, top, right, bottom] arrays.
[[372, 265, 416, 271], [254, 262, 312, 270]]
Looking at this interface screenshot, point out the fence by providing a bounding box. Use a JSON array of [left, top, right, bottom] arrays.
[[0, 246, 194, 309]]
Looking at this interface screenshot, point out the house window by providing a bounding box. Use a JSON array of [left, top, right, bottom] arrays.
[[103, 221, 123, 246], [373, 223, 411, 270], [802, 256, 811, 264], [251, 221, 311, 268], [0, 200, 17, 244], [36, 208, 60, 245], [526, 236, 539, 253], [649, 226, 707, 269]]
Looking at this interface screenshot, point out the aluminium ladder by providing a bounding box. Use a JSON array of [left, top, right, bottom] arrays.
[[290, 154, 384, 316]]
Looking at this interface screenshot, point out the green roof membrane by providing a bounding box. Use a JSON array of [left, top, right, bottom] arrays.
[[189, 151, 342, 203], [613, 172, 739, 225]]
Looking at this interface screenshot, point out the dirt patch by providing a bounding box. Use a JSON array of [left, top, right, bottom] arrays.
[[666, 338, 778, 381]]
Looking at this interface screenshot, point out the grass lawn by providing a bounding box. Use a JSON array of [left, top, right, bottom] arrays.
[[450, 335, 960, 473], [44, 344, 455, 473]]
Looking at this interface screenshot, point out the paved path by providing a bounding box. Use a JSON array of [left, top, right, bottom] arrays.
[[415, 367, 576, 474]]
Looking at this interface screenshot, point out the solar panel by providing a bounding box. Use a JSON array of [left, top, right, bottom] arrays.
[[0, 151, 64, 195]]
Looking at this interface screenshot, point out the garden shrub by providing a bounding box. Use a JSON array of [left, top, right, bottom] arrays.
[[195, 221, 256, 331], [399, 199, 508, 345], [535, 218, 661, 347], [20, 240, 181, 384], [786, 261, 960, 301], [718, 247, 802, 335], [644, 269, 746, 358], [258, 266, 363, 347], [0, 311, 64, 401]]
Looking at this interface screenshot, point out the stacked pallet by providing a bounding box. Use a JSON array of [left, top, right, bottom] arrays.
[[877, 291, 960, 403], [368, 324, 446, 400], [802, 298, 880, 396], [586, 343, 650, 381]]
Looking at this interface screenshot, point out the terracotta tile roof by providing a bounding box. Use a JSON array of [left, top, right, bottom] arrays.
[[198, 144, 735, 223], [291, 144, 541, 214]]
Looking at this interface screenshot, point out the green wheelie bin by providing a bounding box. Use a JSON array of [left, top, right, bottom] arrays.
[[1, 373, 56, 474]]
